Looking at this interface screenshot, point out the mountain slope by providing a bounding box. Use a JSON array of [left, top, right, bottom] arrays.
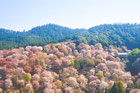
[[0, 23, 139, 50], [0, 24, 86, 49], [87, 24, 140, 49], [27, 24, 86, 40]]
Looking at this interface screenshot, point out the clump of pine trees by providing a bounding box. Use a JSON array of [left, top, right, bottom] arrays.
[[105, 81, 126, 93]]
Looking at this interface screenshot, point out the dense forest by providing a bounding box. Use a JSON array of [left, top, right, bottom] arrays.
[[0, 41, 140, 93], [0, 23, 140, 50], [0, 23, 140, 93]]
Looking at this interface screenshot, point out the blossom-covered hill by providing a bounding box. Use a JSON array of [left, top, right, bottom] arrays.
[[0, 41, 139, 93]]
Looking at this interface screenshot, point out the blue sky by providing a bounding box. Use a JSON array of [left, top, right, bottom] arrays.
[[0, 0, 140, 31]]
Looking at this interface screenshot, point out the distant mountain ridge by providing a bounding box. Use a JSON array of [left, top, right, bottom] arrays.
[[0, 23, 140, 50], [27, 24, 86, 40]]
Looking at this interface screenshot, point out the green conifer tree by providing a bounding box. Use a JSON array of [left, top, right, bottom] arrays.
[[110, 83, 119, 93], [118, 82, 126, 93]]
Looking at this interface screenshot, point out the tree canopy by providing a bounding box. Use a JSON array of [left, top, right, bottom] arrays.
[[0, 23, 140, 50]]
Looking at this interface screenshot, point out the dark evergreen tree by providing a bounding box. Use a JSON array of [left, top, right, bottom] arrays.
[[110, 83, 119, 93], [118, 82, 126, 93]]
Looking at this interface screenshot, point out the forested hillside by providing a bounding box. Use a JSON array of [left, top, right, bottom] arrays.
[[88, 24, 140, 49], [0, 41, 140, 93], [0, 23, 140, 50], [0, 24, 140, 92]]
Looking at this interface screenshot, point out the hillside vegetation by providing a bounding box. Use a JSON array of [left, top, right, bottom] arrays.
[[0, 23, 140, 50], [0, 41, 140, 93]]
